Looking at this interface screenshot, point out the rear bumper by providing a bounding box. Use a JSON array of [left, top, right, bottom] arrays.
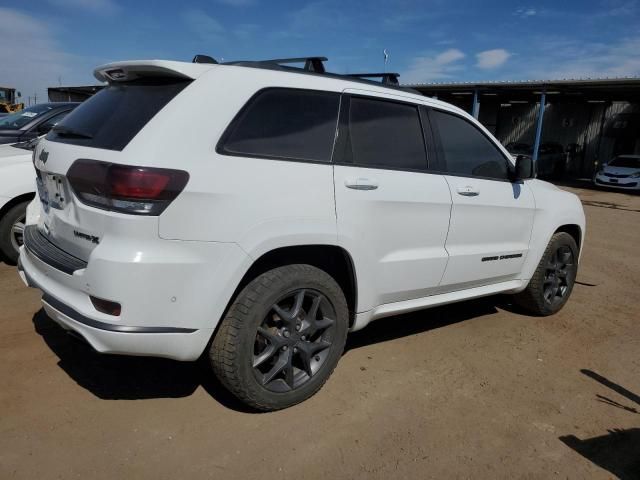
[[18, 232, 251, 361], [18, 255, 212, 360]]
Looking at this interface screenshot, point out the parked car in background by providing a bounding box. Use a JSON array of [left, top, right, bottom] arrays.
[[505, 142, 531, 157], [0, 104, 75, 262], [593, 155, 640, 191], [18, 57, 585, 411], [0, 103, 78, 145], [538, 142, 566, 177], [505, 141, 566, 178], [0, 139, 39, 263]]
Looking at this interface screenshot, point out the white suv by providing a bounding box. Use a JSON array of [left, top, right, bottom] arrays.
[[18, 57, 585, 410]]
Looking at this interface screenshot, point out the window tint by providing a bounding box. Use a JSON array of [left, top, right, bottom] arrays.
[[346, 97, 427, 170], [47, 78, 191, 151], [0, 104, 56, 130], [222, 89, 340, 162], [37, 110, 71, 134], [431, 109, 508, 179]]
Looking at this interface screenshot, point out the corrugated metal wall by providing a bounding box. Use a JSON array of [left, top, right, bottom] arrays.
[[493, 101, 640, 178]]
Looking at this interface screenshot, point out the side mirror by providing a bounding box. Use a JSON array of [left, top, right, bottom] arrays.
[[512, 155, 535, 181]]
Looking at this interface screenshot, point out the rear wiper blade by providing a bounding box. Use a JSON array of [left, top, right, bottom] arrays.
[[52, 126, 93, 139]]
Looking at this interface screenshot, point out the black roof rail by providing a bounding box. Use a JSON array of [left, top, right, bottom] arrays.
[[345, 72, 400, 86], [225, 56, 327, 73], [197, 55, 418, 93], [193, 54, 218, 64]]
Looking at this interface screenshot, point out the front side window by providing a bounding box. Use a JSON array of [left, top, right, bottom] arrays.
[[221, 89, 340, 162], [431, 109, 508, 179], [345, 97, 427, 170]]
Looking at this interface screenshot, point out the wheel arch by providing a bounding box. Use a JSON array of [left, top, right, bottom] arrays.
[[0, 192, 35, 223], [554, 224, 582, 254], [228, 244, 358, 328]]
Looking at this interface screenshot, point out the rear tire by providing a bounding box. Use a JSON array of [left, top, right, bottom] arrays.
[[0, 201, 29, 265], [210, 264, 349, 411], [514, 232, 578, 316]]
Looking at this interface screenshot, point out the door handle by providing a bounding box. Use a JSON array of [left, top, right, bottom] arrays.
[[345, 178, 378, 191], [457, 185, 480, 197]]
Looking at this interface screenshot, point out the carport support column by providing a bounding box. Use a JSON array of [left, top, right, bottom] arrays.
[[532, 91, 546, 163], [472, 89, 480, 119]]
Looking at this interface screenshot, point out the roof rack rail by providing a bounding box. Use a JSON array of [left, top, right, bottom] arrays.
[[225, 57, 327, 73], [346, 72, 400, 85], [194, 55, 416, 92], [192, 54, 218, 64]]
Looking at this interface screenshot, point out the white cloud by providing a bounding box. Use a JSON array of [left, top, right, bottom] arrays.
[[182, 9, 225, 42], [518, 35, 640, 79], [403, 48, 466, 83], [0, 8, 96, 104], [514, 7, 537, 17], [288, 2, 347, 32], [476, 49, 511, 69], [47, 0, 119, 14], [436, 48, 465, 64]]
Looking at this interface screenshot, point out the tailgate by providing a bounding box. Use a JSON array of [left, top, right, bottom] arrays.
[[33, 141, 110, 262]]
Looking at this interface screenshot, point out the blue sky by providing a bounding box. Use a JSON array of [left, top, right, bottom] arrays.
[[1, 0, 639, 103]]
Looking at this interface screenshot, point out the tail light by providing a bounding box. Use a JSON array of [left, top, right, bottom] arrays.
[[67, 159, 189, 215]]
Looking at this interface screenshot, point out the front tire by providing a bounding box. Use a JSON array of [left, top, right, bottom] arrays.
[[210, 264, 349, 411], [514, 232, 578, 315], [0, 201, 29, 264]]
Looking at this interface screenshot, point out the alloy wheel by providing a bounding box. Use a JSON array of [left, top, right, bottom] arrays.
[[10, 214, 26, 253], [252, 289, 336, 393], [543, 245, 575, 304]]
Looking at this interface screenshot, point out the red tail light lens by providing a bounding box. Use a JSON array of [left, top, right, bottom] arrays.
[[110, 167, 171, 199], [67, 160, 189, 215]]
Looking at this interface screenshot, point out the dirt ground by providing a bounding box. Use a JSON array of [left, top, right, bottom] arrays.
[[1, 186, 638, 480]]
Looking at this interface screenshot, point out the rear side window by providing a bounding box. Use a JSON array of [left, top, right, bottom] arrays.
[[345, 97, 427, 170], [430, 109, 508, 179], [46, 78, 191, 151], [220, 88, 340, 162]]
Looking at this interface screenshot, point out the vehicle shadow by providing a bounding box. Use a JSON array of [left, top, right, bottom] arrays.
[[345, 296, 500, 352], [32, 309, 252, 412], [32, 296, 502, 411], [558, 370, 640, 479]]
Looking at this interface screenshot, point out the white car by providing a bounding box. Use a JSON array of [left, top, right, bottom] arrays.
[[0, 137, 40, 263], [18, 57, 586, 410], [594, 155, 640, 191]]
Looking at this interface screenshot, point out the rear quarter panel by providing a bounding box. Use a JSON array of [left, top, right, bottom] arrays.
[[152, 69, 339, 259]]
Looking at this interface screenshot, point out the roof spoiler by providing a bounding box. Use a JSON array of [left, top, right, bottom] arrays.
[[94, 60, 214, 82]]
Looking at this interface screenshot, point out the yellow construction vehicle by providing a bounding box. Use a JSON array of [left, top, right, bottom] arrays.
[[0, 87, 24, 114]]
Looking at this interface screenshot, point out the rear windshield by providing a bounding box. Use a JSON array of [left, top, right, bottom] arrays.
[[46, 78, 191, 151], [609, 156, 640, 168]]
